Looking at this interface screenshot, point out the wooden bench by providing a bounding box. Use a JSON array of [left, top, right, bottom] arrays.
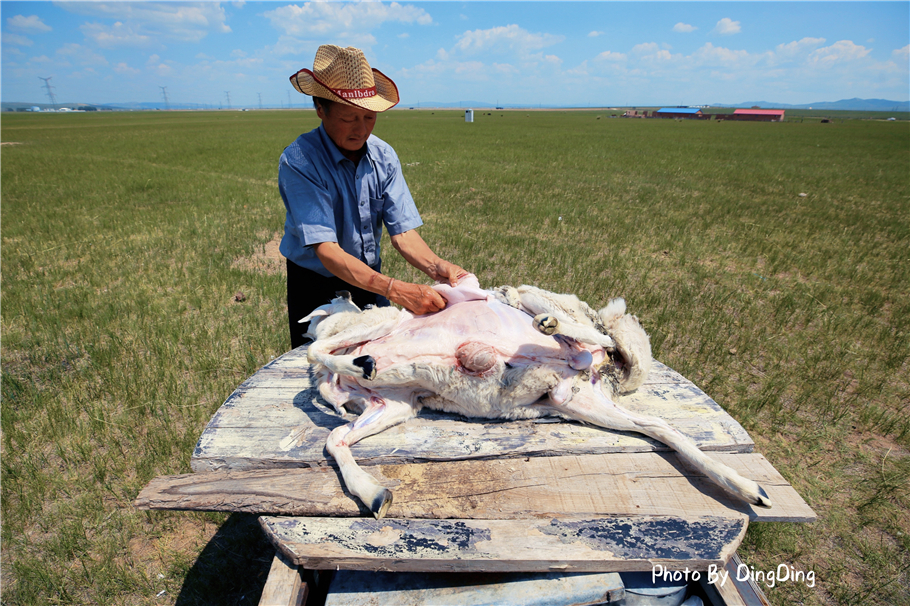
[[136, 347, 815, 605]]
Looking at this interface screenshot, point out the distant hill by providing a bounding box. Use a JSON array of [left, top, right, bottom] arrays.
[[726, 98, 909, 112]]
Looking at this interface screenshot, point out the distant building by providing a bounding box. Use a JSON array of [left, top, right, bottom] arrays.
[[732, 109, 785, 122], [653, 107, 705, 119]]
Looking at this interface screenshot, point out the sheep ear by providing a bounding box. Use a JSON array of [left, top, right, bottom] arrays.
[[299, 309, 330, 323], [600, 298, 627, 318]]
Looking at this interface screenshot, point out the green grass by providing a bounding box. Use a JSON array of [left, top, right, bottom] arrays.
[[2, 109, 908, 605]]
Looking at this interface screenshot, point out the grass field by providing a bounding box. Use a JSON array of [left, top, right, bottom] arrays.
[[2, 108, 908, 605]]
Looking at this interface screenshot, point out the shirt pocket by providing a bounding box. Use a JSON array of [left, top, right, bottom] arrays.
[[369, 196, 385, 230]]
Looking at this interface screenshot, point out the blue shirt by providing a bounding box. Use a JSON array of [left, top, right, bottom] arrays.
[[278, 124, 423, 277]]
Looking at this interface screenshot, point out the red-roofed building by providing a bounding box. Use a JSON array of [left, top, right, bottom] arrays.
[[732, 109, 786, 122]]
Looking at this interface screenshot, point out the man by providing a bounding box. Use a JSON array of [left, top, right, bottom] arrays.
[[280, 45, 468, 348]]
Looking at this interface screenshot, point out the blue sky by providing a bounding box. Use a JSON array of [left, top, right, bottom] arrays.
[[2, 1, 908, 107]]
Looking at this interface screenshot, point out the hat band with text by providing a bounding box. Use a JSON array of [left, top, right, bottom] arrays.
[[332, 86, 377, 100]]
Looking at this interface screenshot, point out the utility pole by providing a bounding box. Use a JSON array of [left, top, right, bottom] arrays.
[[258, 92, 262, 110], [39, 77, 58, 110], [159, 86, 170, 110], [224, 91, 232, 109], [287, 90, 292, 109]]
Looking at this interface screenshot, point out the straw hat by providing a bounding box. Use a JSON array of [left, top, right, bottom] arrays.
[[290, 45, 399, 112]]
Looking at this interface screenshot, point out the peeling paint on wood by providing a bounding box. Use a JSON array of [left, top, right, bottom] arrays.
[[258, 515, 747, 572]]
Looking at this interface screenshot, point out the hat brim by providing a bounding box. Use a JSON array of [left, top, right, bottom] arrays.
[[290, 68, 399, 112]]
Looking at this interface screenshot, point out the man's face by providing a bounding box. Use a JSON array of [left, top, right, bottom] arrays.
[[317, 102, 377, 153]]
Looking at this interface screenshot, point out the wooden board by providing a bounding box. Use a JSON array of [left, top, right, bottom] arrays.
[[258, 515, 747, 573], [136, 452, 816, 523], [323, 570, 625, 605], [191, 348, 754, 473], [155, 347, 818, 575], [258, 551, 307, 606]]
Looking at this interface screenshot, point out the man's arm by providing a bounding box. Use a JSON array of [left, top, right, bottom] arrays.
[[313, 242, 447, 315], [390, 230, 469, 286]]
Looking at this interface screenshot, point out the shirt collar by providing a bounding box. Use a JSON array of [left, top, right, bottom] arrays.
[[317, 124, 370, 166]]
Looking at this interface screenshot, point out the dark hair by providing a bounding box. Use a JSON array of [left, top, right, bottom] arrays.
[[313, 97, 335, 114]]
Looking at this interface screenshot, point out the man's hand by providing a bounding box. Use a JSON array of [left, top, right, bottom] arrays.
[[430, 260, 469, 286], [388, 280, 447, 315]]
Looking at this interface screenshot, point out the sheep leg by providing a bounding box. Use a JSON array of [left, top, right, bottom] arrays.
[[326, 395, 416, 519], [307, 319, 399, 378], [552, 380, 772, 508], [533, 313, 616, 350]]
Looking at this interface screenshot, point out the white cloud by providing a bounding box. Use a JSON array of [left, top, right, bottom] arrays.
[[673, 23, 696, 33], [807, 40, 871, 67], [588, 31, 604, 38], [81, 22, 152, 48], [2, 33, 34, 47], [7, 15, 52, 33], [713, 18, 741, 35], [62, 2, 230, 45], [113, 62, 140, 75], [397, 24, 563, 90], [893, 44, 910, 63], [631, 42, 661, 56], [694, 42, 752, 66], [453, 60, 485, 76], [147, 54, 173, 77], [57, 43, 108, 67], [453, 24, 563, 55], [595, 50, 627, 62], [774, 37, 826, 60], [264, 2, 431, 37]]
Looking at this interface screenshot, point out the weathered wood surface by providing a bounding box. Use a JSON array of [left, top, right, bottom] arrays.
[[323, 570, 625, 605], [191, 347, 754, 473], [258, 551, 307, 606], [137, 452, 816, 523], [259, 515, 748, 573]]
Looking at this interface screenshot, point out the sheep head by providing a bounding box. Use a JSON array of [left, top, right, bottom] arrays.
[[299, 291, 362, 341]]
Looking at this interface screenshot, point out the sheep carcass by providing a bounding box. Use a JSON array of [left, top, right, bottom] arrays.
[[300, 275, 771, 518]]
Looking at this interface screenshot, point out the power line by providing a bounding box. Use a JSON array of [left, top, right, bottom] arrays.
[[39, 76, 58, 110]]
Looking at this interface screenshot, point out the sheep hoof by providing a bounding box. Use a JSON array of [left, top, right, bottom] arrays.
[[353, 355, 376, 380], [754, 485, 773, 508], [370, 489, 393, 519], [534, 314, 559, 335]]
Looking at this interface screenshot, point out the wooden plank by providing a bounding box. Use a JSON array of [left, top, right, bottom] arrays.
[[137, 453, 816, 523], [258, 551, 307, 606], [258, 515, 747, 573], [323, 570, 625, 606], [699, 552, 771, 606], [191, 353, 753, 473]]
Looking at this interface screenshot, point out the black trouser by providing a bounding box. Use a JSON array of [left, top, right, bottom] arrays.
[[286, 259, 390, 349]]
